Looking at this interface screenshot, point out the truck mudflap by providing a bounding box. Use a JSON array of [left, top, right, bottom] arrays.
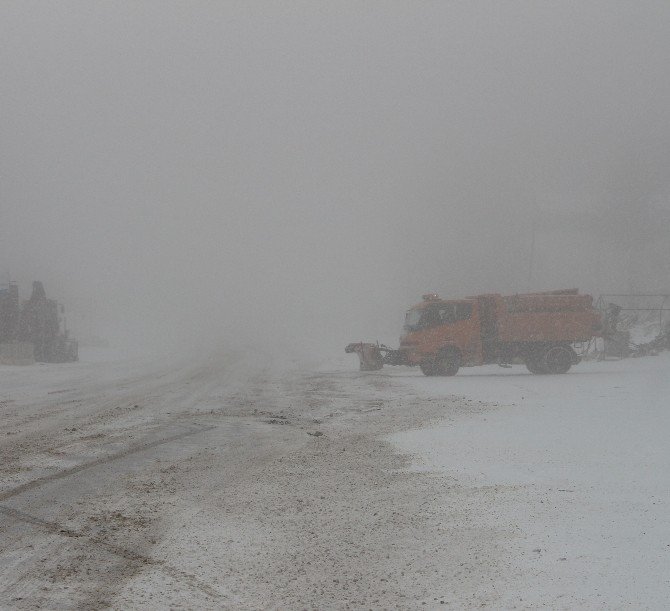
[[345, 343, 407, 371]]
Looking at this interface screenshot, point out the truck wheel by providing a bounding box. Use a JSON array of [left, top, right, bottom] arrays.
[[525, 358, 548, 374], [544, 345, 573, 374], [419, 361, 437, 376], [432, 350, 461, 376]]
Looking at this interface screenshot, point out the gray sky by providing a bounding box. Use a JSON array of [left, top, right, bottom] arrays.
[[2, 1, 669, 354]]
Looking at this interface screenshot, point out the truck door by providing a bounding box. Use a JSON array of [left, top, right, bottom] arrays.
[[478, 296, 498, 363], [433, 301, 483, 365]]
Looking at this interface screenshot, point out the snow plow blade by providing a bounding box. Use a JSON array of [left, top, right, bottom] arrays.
[[345, 343, 384, 371]]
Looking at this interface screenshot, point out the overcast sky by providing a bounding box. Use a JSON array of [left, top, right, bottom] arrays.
[[2, 1, 669, 354]]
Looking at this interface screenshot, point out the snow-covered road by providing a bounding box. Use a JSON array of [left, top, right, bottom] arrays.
[[1, 349, 668, 609], [0, 350, 491, 608], [390, 354, 670, 609]]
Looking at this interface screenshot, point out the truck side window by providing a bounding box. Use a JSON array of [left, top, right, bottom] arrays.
[[438, 306, 455, 324], [438, 303, 472, 324], [454, 303, 472, 321], [419, 303, 472, 328], [420, 307, 442, 327]]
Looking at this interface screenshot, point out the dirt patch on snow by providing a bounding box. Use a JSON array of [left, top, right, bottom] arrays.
[[1, 358, 511, 609]]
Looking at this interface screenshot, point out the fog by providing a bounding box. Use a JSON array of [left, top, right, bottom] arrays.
[[2, 1, 669, 357]]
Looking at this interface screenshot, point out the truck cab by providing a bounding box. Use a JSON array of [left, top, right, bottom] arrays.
[[399, 295, 484, 372]]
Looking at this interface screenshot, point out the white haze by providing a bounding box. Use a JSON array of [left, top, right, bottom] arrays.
[[2, 1, 669, 357]]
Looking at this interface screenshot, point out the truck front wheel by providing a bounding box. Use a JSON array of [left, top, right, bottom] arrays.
[[419, 361, 437, 376], [430, 350, 461, 376]]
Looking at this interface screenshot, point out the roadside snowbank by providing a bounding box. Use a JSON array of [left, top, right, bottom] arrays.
[[389, 354, 670, 608]]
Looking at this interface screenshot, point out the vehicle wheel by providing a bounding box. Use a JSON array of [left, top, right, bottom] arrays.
[[432, 351, 460, 376], [544, 345, 573, 374], [525, 358, 548, 374], [419, 361, 437, 376]]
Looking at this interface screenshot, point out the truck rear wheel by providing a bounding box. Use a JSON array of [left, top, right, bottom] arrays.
[[544, 345, 574, 374], [525, 358, 548, 374]]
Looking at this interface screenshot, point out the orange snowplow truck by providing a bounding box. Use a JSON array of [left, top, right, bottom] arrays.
[[346, 289, 603, 376]]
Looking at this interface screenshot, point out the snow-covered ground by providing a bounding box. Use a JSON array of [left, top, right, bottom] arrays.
[[390, 354, 670, 609], [2, 347, 668, 608], [2, 349, 481, 608]]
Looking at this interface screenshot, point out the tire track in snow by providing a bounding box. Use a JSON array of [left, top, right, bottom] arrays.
[[0, 424, 214, 502], [0, 504, 234, 604]]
